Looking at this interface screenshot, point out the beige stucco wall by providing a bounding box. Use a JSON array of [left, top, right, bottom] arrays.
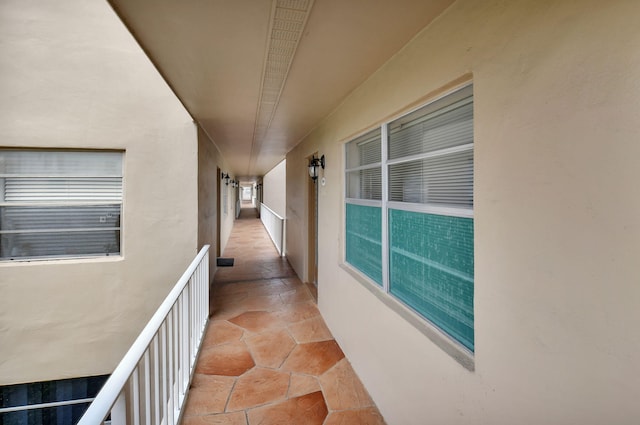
[[285, 152, 312, 282], [286, 0, 640, 423], [198, 127, 234, 279], [263, 159, 287, 218], [0, 0, 199, 385]]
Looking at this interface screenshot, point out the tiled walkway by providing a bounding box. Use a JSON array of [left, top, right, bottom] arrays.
[[181, 208, 386, 425]]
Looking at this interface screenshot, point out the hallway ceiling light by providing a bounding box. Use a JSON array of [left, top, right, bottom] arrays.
[[308, 155, 325, 180]]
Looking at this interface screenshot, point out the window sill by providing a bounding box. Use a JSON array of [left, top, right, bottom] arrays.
[[0, 255, 124, 267], [339, 262, 475, 371]]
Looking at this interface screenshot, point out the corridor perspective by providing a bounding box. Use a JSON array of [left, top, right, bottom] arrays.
[[181, 208, 386, 425], [4, 2, 640, 424]]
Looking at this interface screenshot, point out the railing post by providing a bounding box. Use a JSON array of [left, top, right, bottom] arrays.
[[111, 391, 127, 425]]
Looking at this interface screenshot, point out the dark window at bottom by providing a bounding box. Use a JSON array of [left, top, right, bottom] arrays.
[[0, 375, 109, 425]]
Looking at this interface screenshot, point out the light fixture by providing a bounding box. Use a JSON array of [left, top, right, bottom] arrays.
[[308, 154, 325, 180], [220, 171, 229, 186]]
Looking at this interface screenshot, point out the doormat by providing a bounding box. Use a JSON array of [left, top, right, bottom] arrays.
[[217, 257, 234, 267]]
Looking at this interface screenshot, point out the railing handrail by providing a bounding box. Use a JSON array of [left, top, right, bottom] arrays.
[[259, 202, 284, 221], [78, 245, 210, 425], [260, 203, 285, 256]]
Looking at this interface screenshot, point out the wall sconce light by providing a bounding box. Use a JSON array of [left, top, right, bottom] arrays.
[[221, 172, 230, 185], [308, 154, 325, 180]]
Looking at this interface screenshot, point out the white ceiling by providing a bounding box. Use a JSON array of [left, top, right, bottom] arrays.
[[109, 0, 455, 178]]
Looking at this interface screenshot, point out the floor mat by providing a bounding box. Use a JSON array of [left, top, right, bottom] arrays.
[[217, 257, 234, 267]]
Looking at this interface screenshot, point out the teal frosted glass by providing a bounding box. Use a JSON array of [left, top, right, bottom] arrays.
[[345, 203, 382, 285], [389, 209, 474, 351]]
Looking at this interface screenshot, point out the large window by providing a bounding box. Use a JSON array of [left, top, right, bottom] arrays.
[[344, 84, 474, 352], [0, 149, 123, 261]]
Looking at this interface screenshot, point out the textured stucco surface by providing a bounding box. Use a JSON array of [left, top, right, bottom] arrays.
[[0, 0, 198, 384], [286, 0, 640, 423], [198, 127, 235, 279]]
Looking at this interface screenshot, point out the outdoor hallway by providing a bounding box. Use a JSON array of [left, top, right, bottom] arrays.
[[181, 207, 386, 425]]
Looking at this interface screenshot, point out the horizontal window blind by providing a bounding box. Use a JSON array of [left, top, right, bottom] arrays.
[[345, 129, 382, 201], [4, 177, 122, 202], [388, 148, 473, 207], [388, 97, 473, 160], [0, 150, 122, 176], [0, 150, 123, 260], [388, 85, 473, 212], [345, 128, 381, 169], [346, 169, 382, 200]]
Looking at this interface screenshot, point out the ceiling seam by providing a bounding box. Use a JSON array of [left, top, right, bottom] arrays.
[[247, 0, 315, 176], [246, 0, 278, 177]]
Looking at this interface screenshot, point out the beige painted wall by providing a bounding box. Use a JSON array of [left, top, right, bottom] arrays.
[[197, 127, 234, 279], [285, 153, 312, 282], [286, 0, 640, 423], [263, 159, 287, 218], [0, 0, 199, 385]]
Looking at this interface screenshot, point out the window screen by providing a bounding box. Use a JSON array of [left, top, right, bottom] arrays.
[[0, 150, 123, 260]]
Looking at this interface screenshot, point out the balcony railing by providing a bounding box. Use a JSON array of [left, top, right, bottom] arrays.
[[78, 245, 210, 425], [260, 203, 285, 256]]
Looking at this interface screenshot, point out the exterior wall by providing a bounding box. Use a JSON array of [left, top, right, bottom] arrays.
[[0, 0, 198, 385], [198, 127, 234, 278], [286, 1, 640, 423], [285, 151, 312, 282], [263, 159, 286, 218]]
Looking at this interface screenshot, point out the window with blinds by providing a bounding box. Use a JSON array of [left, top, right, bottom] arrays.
[[0, 150, 123, 260], [345, 129, 383, 285], [388, 85, 474, 210], [345, 128, 382, 201], [343, 83, 475, 353]]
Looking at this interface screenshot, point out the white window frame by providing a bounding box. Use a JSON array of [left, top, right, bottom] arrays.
[[0, 149, 124, 262], [343, 82, 475, 369]]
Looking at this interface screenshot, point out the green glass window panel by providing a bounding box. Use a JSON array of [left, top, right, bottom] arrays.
[[345, 203, 382, 285], [389, 209, 474, 350]]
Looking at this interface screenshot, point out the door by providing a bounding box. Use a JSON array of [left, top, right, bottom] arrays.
[[307, 154, 318, 286]]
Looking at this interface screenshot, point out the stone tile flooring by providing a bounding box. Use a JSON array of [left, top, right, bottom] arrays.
[[181, 208, 386, 425]]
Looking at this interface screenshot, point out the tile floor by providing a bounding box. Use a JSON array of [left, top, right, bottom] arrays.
[[181, 208, 386, 425]]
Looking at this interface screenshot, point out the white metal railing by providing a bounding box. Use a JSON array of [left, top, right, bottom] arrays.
[[78, 245, 210, 425], [260, 203, 285, 256], [0, 398, 96, 414]]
